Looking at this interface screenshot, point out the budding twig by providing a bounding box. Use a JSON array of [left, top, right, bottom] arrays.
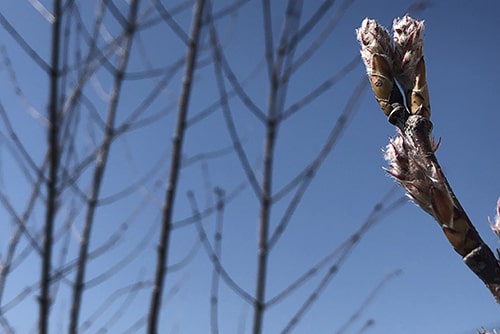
[[357, 15, 500, 303]]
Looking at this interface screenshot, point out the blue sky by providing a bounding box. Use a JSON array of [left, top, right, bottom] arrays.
[[0, 0, 500, 333]]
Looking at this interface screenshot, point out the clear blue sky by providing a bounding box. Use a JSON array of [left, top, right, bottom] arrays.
[[0, 1, 499, 333]]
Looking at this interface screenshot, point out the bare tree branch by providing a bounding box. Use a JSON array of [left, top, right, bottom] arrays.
[[147, 0, 207, 332], [40, 1, 62, 332], [69, 1, 140, 332]]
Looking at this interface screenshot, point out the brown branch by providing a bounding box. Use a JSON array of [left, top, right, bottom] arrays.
[[358, 15, 500, 304]]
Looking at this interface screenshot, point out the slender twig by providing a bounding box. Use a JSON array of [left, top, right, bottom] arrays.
[[68, 1, 140, 332], [279, 201, 402, 334], [154, 0, 189, 44], [172, 179, 247, 229], [0, 12, 50, 72], [280, 56, 361, 121], [210, 188, 225, 334], [213, 41, 266, 122], [268, 78, 368, 249], [0, 158, 45, 307], [261, 0, 274, 80], [334, 270, 401, 334], [79, 280, 150, 333], [208, 17, 261, 199], [285, 0, 354, 76], [267, 189, 404, 307], [252, 2, 304, 332], [147, 1, 206, 332], [353, 319, 375, 334], [187, 191, 254, 304]]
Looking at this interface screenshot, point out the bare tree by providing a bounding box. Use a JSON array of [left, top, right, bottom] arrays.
[[0, 1, 426, 333]]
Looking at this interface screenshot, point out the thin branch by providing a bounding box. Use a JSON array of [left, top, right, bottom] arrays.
[[172, 178, 247, 229], [334, 270, 401, 334], [269, 78, 368, 249], [40, 0, 62, 332], [154, 0, 189, 43], [285, 0, 354, 75], [283, 0, 336, 53], [253, 2, 303, 332], [280, 55, 360, 121], [0, 158, 45, 306], [210, 188, 225, 334], [267, 190, 404, 307], [69, 1, 140, 332], [261, 0, 274, 81], [212, 36, 266, 122], [147, 1, 206, 332], [0, 102, 44, 184], [0, 45, 48, 126], [353, 319, 375, 334], [0, 12, 50, 72], [209, 19, 262, 200], [79, 280, 150, 333], [280, 198, 404, 334], [187, 191, 254, 304], [186, 58, 265, 128]]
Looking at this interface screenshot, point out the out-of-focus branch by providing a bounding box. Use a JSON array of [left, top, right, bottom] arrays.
[[334, 270, 401, 334], [69, 1, 140, 333], [251, 1, 304, 332], [40, 1, 62, 333], [147, 0, 206, 332], [357, 15, 500, 303], [267, 188, 404, 308], [187, 191, 254, 304], [210, 188, 225, 334], [208, 14, 261, 199]]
